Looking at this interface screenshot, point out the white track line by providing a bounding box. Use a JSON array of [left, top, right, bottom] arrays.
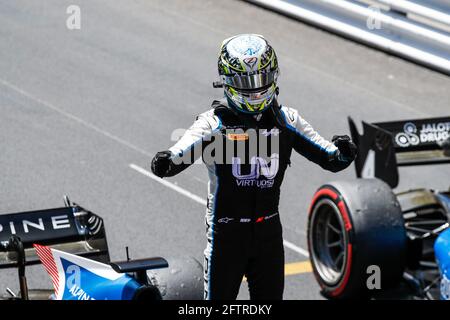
[[283, 240, 310, 257], [129, 163, 309, 258], [130, 163, 208, 206]]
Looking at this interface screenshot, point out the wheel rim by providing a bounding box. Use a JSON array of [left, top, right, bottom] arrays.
[[309, 198, 348, 286]]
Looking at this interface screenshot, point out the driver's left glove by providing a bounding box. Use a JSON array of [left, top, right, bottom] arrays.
[[332, 135, 357, 162]]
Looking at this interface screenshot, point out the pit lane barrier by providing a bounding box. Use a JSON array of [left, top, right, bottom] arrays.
[[243, 0, 450, 75]]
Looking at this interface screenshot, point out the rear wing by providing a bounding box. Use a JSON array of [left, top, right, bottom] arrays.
[[348, 116, 450, 188], [0, 197, 109, 268]]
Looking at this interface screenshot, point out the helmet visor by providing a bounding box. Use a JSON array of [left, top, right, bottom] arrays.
[[222, 69, 278, 90], [225, 83, 277, 113]]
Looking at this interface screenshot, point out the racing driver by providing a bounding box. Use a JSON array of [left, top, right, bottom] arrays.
[[151, 34, 357, 300]]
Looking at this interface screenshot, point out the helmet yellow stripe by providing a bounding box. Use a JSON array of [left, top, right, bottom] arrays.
[[245, 100, 255, 112]]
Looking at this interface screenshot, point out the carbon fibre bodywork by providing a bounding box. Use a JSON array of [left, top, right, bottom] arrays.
[[397, 189, 450, 299]]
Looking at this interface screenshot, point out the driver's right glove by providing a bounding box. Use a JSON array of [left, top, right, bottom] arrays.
[[151, 151, 173, 178], [332, 135, 357, 162]]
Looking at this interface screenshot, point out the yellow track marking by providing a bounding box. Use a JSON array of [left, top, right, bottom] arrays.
[[284, 261, 313, 276], [243, 261, 312, 281]]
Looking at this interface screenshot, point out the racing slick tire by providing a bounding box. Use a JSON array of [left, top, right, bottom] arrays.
[[307, 178, 407, 299]]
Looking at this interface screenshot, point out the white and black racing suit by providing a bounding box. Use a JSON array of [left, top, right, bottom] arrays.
[[163, 99, 352, 300]]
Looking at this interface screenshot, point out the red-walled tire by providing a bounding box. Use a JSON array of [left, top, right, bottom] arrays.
[[307, 179, 407, 299]]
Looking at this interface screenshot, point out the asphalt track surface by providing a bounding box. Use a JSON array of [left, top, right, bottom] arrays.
[[0, 0, 449, 300]]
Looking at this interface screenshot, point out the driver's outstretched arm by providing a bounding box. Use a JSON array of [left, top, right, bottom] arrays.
[[151, 111, 221, 178], [282, 107, 354, 172]]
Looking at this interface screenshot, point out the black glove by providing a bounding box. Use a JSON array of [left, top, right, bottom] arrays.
[[151, 151, 173, 178], [332, 135, 357, 162]]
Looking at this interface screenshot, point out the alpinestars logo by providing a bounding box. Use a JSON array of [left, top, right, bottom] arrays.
[[218, 217, 234, 224], [261, 129, 279, 137], [232, 153, 279, 189]]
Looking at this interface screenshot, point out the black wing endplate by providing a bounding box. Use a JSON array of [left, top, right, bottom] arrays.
[[0, 202, 109, 268], [348, 116, 450, 188]]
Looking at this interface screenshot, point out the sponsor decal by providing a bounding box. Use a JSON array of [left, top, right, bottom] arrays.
[[243, 57, 258, 69], [255, 213, 279, 223], [264, 212, 279, 220], [227, 133, 249, 141], [0, 210, 79, 245], [68, 283, 94, 300], [232, 154, 279, 189], [261, 128, 279, 137], [0, 215, 70, 235], [395, 121, 450, 147], [218, 217, 234, 224], [34, 244, 140, 300], [395, 122, 420, 147]]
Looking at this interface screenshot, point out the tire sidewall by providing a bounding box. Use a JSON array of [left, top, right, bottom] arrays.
[[307, 179, 407, 299], [307, 185, 357, 298]]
